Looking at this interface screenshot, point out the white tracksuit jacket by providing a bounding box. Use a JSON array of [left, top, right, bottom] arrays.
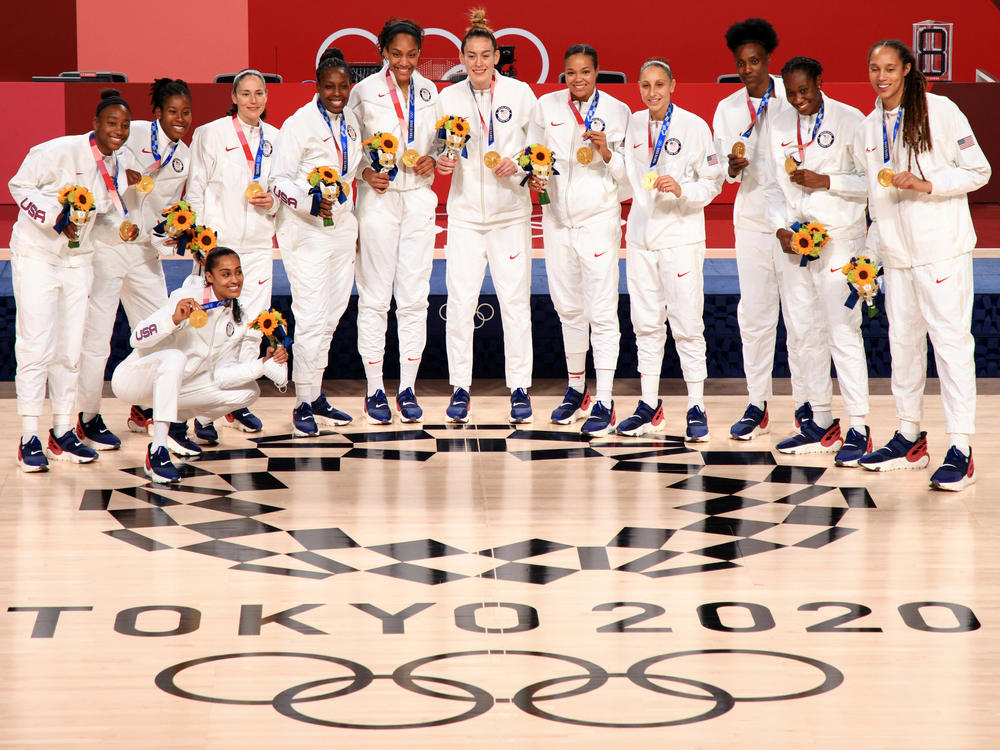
[[122, 119, 191, 243]]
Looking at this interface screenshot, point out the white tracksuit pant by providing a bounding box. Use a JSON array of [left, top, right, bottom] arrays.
[[626, 240, 707, 382], [778, 235, 869, 417], [884, 254, 976, 435], [111, 349, 259, 423], [356, 187, 436, 369], [445, 221, 532, 390], [542, 212, 621, 371], [235, 247, 274, 361], [277, 216, 357, 393], [13, 255, 94, 418], [735, 227, 807, 404], [77, 242, 168, 415]]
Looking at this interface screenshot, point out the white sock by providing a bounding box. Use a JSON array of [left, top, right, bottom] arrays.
[[152, 421, 169, 450], [53, 414, 71, 436], [899, 420, 920, 441], [595, 368, 614, 405], [813, 409, 834, 429], [640, 374, 659, 408], [566, 352, 586, 391], [366, 377, 385, 397], [294, 383, 317, 407], [849, 416, 866, 429], [686, 380, 704, 410], [949, 434, 971, 455], [82, 412, 97, 423], [195, 416, 211, 427], [399, 357, 420, 394], [363, 358, 384, 396], [21, 416, 39, 443]]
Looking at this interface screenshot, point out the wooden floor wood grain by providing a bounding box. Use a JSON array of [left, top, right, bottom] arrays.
[[1, 383, 997, 749]]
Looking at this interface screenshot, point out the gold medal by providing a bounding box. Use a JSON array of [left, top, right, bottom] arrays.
[[402, 149, 421, 168], [642, 171, 659, 191], [136, 175, 155, 194], [245, 182, 263, 200], [576, 147, 594, 165], [877, 168, 895, 188], [188, 308, 208, 329], [784, 156, 799, 175], [483, 150, 502, 169], [118, 221, 136, 242], [732, 141, 747, 158]]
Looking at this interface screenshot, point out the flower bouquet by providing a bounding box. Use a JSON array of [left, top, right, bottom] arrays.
[[517, 144, 559, 206], [186, 225, 217, 261], [436, 115, 471, 159], [249, 308, 292, 349], [158, 201, 196, 238], [307, 166, 347, 227], [363, 131, 398, 179], [789, 220, 830, 267], [841, 256, 883, 318], [56, 185, 96, 248]]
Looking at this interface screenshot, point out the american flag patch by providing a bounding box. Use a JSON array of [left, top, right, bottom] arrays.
[[707, 153, 719, 167], [958, 135, 975, 150]]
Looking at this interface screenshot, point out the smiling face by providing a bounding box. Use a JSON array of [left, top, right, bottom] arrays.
[[734, 42, 771, 98], [385, 33, 421, 88], [232, 74, 267, 125], [639, 65, 676, 121], [92, 104, 131, 155], [462, 36, 500, 89], [317, 66, 351, 115], [205, 252, 244, 299], [783, 69, 823, 116], [869, 45, 910, 110], [564, 53, 598, 102], [155, 94, 192, 142]]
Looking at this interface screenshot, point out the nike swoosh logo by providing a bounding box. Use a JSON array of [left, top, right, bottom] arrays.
[[594, 251, 608, 257], [75, 171, 85, 175], [257, 279, 269, 285], [633, 144, 642, 149], [780, 140, 794, 147], [830, 267, 841, 273], [550, 121, 564, 126], [323, 136, 332, 142], [378, 92, 388, 97], [509, 253, 521, 260], [936, 276, 951, 284], [866, 146, 879, 153], [407, 357, 421, 361], [677, 271, 690, 278], [367, 360, 382, 364], [226, 146, 240, 151], [141, 148, 153, 154]]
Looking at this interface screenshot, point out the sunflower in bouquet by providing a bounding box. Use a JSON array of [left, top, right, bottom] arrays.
[[789, 220, 830, 266], [57, 185, 96, 248], [517, 144, 559, 205], [249, 308, 291, 348], [841, 256, 883, 317], [307, 165, 347, 226]]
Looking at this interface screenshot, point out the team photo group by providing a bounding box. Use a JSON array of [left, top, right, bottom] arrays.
[[8, 13, 989, 491]]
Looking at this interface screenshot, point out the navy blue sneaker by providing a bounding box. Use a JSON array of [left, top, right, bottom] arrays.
[[859, 431, 930, 472], [930, 446, 975, 491], [167, 422, 202, 457], [617, 400, 664, 437], [225, 408, 263, 433], [364, 389, 392, 425], [794, 402, 813, 429], [685, 405, 711, 442], [396, 388, 423, 423], [144, 444, 180, 484], [76, 412, 121, 451], [730, 403, 769, 441], [835, 426, 872, 467], [582, 401, 616, 436], [193, 419, 219, 445], [46, 428, 98, 463], [293, 402, 319, 437], [446, 388, 471, 423], [127, 404, 153, 435], [17, 436, 49, 473], [311, 394, 352, 427], [509, 388, 533, 424], [550, 386, 591, 424], [776, 419, 843, 454]]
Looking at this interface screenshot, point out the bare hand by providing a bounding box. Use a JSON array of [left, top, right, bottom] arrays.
[[527, 175, 546, 192], [436, 155, 457, 176], [413, 155, 436, 177], [172, 297, 199, 325], [363, 167, 391, 194], [271, 345, 289, 364], [585, 130, 612, 163], [727, 153, 749, 178], [776, 228, 796, 255], [892, 171, 933, 194], [249, 192, 274, 210], [655, 175, 682, 197], [493, 157, 518, 178], [125, 169, 141, 186], [789, 169, 831, 190], [318, 197, 334, 219], [62, 223, 79, 242]]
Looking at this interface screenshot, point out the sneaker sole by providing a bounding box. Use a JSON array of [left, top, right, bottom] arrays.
[[167, 438, 202, 458], [835, 457, 862, 468], [582, 424, 615, 437], [446, 413, 470, 424], [292, 425, 320, 437], [551, 407, 589, 425], [224, 419, 262, 433], [81, 437, 121, 451], [860, 454, 930, 472], [193, 435, 219, 445], [144, 466, 180, 484], [127, 419, 153, 435], [776, 439, 843, 455], [17, 458, 49, 473], [365, 414, 393, 426], [930, 474, 976, 491], [314, 415, 352, 428], [45, 449, 98, 464], [509, 415, 534, 425], [685, 432, 711, 443], [617, 422, 662, 438], [398, 414, 423, 424]]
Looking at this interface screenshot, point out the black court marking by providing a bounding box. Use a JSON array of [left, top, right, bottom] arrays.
[[81, 423, 879, 585]]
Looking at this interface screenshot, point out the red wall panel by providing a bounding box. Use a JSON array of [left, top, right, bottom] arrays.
[[3, 1, 77, 81]]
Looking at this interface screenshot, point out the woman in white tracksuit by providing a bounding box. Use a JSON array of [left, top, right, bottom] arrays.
[[112, 247, 287, 484], [436, 10, 538, 424], [348, 19, 439, 425], [78, 78, 192, 453], [8, 90, 132, 472], [527, 43, 630, 437], [712, 18, 805, 440], [270, 49, 363, 437], [854, 39, 990, 490], [767, 57, 871, 466], [186, 69, 280, 434], [615, 59, 723, 440]]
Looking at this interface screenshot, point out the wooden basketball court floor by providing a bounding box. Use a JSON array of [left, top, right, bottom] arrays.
[[1, 379, 998, 749]]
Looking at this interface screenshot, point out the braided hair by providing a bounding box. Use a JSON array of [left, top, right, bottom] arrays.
[[150, 78, 191, 113]]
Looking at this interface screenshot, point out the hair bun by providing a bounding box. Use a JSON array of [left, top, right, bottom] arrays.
[[100, 88, 121, 99], [321, 47, 345, 61], [468, 8, 490, 29]]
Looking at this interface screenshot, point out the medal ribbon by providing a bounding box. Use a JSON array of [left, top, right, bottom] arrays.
[[386, 69, 416, 148], [201, 286, 226, 310], [316, 100, 348, 174], [469, 75, 496, 148], [146, 119, 180, 174], [882, 106, 902, 166], [647, 103, 674, 168], [795, 99, 826, 163], [231, 115, 265, 181], [740, 78, 774, 138], [567, 90, 600, 137], [89, 133, 126, 218]]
